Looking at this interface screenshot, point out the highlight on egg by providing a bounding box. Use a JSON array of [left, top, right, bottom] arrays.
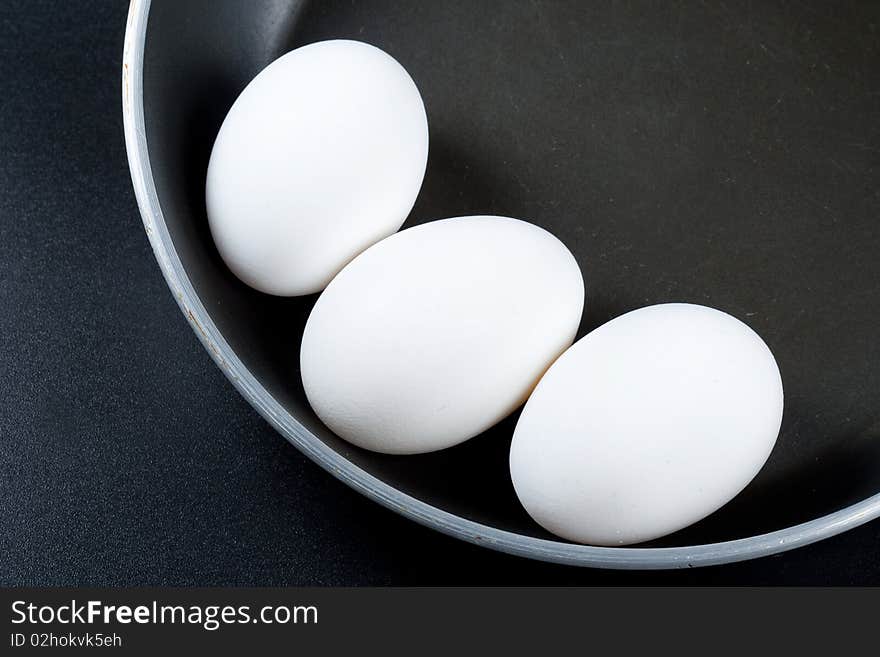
[[300, 215, 586, 455], [206, 39, 429, 296], [509, 303, 784, 546]]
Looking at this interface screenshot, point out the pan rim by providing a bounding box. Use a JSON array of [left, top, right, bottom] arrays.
[[121, 0, 880, 569]]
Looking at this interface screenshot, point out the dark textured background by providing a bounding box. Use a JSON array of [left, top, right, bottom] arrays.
[[1, 1, 879, 585]]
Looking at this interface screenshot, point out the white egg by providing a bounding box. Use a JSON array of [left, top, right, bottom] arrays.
[[301, 216, 585, 454], [510, 303, 784, 546], [206, 40, 429, 296]]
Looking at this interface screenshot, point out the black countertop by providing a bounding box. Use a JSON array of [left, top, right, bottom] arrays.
[[1, 1, 878, 585]]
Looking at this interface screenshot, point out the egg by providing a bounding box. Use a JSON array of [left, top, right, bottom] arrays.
[[206, 40, 429, 296], [510, 303, 784, 546], [300, 216, 585, 454]]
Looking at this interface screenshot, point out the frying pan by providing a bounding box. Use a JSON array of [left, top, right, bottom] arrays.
[[122, 0, 880, 568]]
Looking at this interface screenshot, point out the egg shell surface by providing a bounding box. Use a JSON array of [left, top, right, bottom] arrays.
[[300, 215, 585, 455], [206, 39, 429, 296], [510, 303, 784, 546]]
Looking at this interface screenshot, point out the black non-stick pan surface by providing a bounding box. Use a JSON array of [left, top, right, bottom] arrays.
[[130, 0, 880, 565]]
